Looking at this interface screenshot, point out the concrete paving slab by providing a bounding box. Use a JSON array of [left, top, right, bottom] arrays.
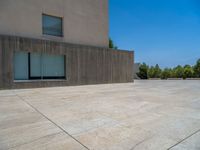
[[0, 95, 87, 150], [0, 80, 200, 150], [171, 131, 200, 150], [10, 132, 87, 150]]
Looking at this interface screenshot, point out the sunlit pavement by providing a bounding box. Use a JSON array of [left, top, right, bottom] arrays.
[[0, 80, 200, 150]]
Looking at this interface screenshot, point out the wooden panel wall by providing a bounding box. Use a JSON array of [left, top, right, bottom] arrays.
[[0, 35, 134, 89]]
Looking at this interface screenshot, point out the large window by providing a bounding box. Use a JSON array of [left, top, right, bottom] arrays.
[[42, 14, 63, 37], [14, 52, 29, 80], [30, 53, 42, 79], [14, 52, 65, 80], [42, 54, 65, 79]]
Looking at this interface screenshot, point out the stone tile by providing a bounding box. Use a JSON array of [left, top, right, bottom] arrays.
[[171, 132, 200, 150], [75, 123, 154, 150], [10, 132, 87, 150], [0, 96, 60, 149]]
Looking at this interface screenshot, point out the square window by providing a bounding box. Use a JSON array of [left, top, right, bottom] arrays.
[[42, 14, 63, 37]]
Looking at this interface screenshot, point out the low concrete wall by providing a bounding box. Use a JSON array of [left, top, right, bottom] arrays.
[[0, 37, 2, 87], [0, 35, 134, 89]]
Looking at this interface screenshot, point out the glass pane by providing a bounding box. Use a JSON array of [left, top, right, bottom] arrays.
[[30, 53, 41, 78], [42, 14, 62, 36], [14, 52, 28, 80], [42, 54, 65, 78]]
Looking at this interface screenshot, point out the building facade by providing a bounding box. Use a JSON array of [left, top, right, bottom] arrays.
[[134, 63, 140, 79], [0, 0, 134, 89], [0, 0, 108, 47]]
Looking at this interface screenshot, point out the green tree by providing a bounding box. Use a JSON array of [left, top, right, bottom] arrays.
[[161, 68, 172, 79], [183, 65, 194, 79], [109, 38, 118, 49], [137, 63, 149, 79], [148, 64, 162, 78], [173, 65, 184, 78], [193, 59, 200, 78], [148, 66, 155, 78], [154, 64, 162, 78]]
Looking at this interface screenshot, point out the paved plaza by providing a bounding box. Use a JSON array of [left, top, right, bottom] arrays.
[[0, 80, 200, 150]]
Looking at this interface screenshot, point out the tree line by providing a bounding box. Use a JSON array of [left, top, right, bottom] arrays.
[[137, 59, 200, 79]]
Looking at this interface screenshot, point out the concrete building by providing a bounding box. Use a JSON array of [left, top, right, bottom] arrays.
[[0, 0, 109, 47], [0, 0, 134, 89], [134, 63, 140, 79]]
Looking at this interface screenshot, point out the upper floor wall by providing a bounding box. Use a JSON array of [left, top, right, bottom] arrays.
[[0, 0, 109, 47]]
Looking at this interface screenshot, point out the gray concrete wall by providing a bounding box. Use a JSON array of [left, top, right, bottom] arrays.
[[0, 0, 108, 47], [0, 36, 2, 88], [0, 35, 134, 89], [134, 63, 140, 79]]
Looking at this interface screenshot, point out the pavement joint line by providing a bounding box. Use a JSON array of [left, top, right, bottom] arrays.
[[167, 128, 200, 150], [129, 135, 154, 150], [16, 94, 90, 150]]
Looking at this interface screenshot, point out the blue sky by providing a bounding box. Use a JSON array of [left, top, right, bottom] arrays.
[[109, 0, 200, 68]]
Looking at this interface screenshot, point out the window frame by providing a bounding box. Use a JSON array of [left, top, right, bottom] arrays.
[[42, 13, 63, 37]]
